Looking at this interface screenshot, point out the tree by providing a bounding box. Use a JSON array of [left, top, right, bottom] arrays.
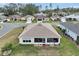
[[45, 5, 48, 10], [0, 7, 4, 12], [20, 4, 39, 15], [3, 3, 18, 16], [49, 3, 52, 10], [76, 36, 79, 45], [55, 5, 60, 13]]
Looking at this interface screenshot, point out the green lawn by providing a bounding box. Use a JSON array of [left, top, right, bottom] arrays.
[[42, 19, 53, 23], [55, 27, 79, 55], [7, 20, 26, 23], [0, 24, 79, 56]]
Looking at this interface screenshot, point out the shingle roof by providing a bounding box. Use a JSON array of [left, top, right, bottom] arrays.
[[60, 22, 79, 35], [34, 12, 47, 19], [8, 15, 21, 19], [19, 23, 61, 38]]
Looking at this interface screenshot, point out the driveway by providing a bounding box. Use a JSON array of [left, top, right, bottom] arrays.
[[0, 23, 26, 38]]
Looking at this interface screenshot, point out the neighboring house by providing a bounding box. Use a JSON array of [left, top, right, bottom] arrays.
[[52, 11, 67, 16], [18, 23, 61, 46], [50, 15, 61, 21], [21, 15, 35, 23], [0, 15, 7, 23], [61, 14, 79, 22], [59, 22, 79, 41], [34, 12, 49, 22], [7, 15, 22, 21]]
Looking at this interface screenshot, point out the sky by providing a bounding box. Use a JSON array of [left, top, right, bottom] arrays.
[[0, 3, 79, 10]]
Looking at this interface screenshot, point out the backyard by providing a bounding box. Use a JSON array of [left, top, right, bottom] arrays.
[[0, 24, 79, 56]]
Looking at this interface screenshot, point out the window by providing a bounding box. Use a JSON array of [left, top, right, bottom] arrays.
[[23, 40, 31, 42], [53, 38, 58, 42], [47, 38, 54, 42], [47, 38, 58, 42], [34, 38, 45, 43], [38, 19, 42, 21], [23, 40, 26, 42], [26, 40, 28, 42]]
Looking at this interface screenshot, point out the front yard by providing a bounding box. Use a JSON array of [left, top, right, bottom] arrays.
[[0, 24, 79, 56], [7, 20, 26, 23]]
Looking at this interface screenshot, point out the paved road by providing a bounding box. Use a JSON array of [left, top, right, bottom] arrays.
[[0, 23, 26, 38]]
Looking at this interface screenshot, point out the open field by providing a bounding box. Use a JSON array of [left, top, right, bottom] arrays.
[[0, 24, 79, 56]]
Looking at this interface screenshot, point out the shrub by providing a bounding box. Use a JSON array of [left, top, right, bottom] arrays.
[[76, 36, 79, 45], [32, 19, 37, 23], [62, 29, 66, 33], [1, 43, 13, 53]]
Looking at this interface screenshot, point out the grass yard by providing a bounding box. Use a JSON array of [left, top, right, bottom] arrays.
[[42, 19, 53, 23], [7, 20, 26, 23], [0, 27, 24, 55], [0, 24, 79, 56], [55, 27, 79, 55]]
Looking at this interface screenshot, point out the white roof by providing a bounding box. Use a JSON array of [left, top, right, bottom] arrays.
[[64, 14, 79, 19]]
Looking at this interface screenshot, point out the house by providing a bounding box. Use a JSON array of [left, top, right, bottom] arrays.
[[59, 22, 79, 41], [34, 12, 49, 22], [0, 15, 7, 23], [18, 23, 61, 46], [52, 11, 67, 16], [7, 15, 22, 21], [61, 14, 79, 22], [50, 15, 61, 21], [21, 15, 35, 23]]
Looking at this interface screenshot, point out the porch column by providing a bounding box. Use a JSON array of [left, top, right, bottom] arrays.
[[45, 38, 47, 44]]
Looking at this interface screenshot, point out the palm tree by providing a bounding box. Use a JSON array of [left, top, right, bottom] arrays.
[[39, 5, 42, 9], [45, 5, 48, 10], [39, 5, 42, 12], [49, 3, 52, 10], [56, 5, 59, 14]]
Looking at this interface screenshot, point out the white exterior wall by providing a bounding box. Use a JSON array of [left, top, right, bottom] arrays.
[[59, 24, 77, 41], [76, 18, 79, 21], [59, 24, 66, 29], [26, 18, 32, 23], [65, 29, 77, 41], [61, 18, 66, 22], [19, 37, 60, 45]]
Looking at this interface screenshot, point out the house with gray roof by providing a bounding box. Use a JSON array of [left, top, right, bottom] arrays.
[[7, 15, 22, 21], [18, 23, 61, 46], [59, 22, 79, 41], [61, 14, 79, 22], [34, 12, 49, 22]]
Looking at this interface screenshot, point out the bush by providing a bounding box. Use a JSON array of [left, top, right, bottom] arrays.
[[62, 29, 66, 33], [32, 19, 37, 23], [76, 36, 79, 45], [1, 43, 13, 53]]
